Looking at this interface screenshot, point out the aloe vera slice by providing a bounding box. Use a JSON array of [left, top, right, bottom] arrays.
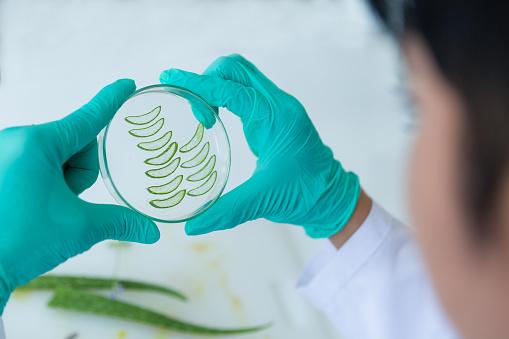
[[148, 175, 183, 195], [125, 106, 161, 125], [181, 142, 210, 169], [180, 122, 204, 153], [145, 142, 177, 166], [145, 157, 180, 178], [150, 189, 186, 209], [187, 155, 216, 182], [17, 275, 186, 301], [137, 131, 172, 151], [188, 172, 217, 197], [128, 118, 164, 138], [49, 288, 269, 336]]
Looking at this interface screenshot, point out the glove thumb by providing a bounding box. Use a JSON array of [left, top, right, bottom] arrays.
[[185, 174, 270, 236], [83, 203, 160, 244]]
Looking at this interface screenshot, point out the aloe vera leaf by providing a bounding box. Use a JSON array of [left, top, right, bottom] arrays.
[[180, 122, 204, 153], [145, 142, 178, 166], [188, 172, 217, 197], [137, 131, 172, 151], [49, 288, 270, 336], [150, 189, 186, 209], [17, 276, 186, 301], [181, 142, 210, 169], [148, 175, 183, 195], [125, 106, 161, 125], [128, 118, 164, 138], [145, 157, 180, 179], [187, 155, 216, 182]]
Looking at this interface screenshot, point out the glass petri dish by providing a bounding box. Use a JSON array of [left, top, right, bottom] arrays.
[[99, 84, 230, 223]]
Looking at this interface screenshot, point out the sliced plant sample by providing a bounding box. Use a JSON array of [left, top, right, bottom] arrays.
[[124, 108, 222, 210], [148, 175, 183, 195], [180, 122, 204, 153], [145, 157, 180, 178], [181, 142, 210, 169], [17, 275, 186, 301], [188, 172, 217, 197], [49, 288, 269, 336], [125, 106, 161, 125], [187, 155, 216, 182], [138, 131, 172, 151], [145, 142, 178, 166], [150, 189, 186, 209], [128, 118, 164, 138]]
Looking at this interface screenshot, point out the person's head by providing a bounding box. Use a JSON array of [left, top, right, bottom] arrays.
[[367, 1, 509, 338]]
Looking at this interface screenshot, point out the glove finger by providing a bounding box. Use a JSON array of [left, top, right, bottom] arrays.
[[190, 97, 217, 130], [160, 69, 270, 123], [82, 203, 160, 244], [203, 54, 280, 94], [64, 140, 98, 195], [52, 79, 136, 163], [185, 175, 270, 236]]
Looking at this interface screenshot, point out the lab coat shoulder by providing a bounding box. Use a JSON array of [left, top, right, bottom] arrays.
[[297, 201, 460, 339]]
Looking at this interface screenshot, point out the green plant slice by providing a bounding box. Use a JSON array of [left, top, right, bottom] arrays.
[[17, 275, 186, 301], [180, 122, 204, 153], [128, 118, 164, 138], [145, 157, 180, 178], [148, 175, 183, 195], [188, 172, 217, 197], [124, 106, 161, 125], [145, 142, 178, 166], [49, 288, 270, 336], [137, 131, 172, 151], [150, 189, 186, 209], [181, 142, 210, 169], [187, 155, 216, 182]]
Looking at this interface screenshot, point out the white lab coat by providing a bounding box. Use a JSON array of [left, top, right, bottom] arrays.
[[297, 201, 461, 338], [0, 201, 460, 338]]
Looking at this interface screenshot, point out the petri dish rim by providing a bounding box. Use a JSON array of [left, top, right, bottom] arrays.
[[99, 84, 231, 224]]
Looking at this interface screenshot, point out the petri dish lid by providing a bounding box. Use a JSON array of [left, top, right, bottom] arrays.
[[99, 84, 231, 223]]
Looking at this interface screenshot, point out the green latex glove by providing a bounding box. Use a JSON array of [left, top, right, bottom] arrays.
[[160, 54, 360, 237], [0, 79, 160, 314]]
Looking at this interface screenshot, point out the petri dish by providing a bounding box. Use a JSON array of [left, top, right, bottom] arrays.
[[99, 84, 230, 223]]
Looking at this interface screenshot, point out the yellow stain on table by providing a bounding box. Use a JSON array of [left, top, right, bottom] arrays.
[[182, 274, 205, 297], [108, 241, 132, 249], [192, 242, 215, 253], [193, 242, 246, 321], [231, 296, 243, 311], [218, 273, 244, 312], [11, 289, 32, 301], [155, 328, 167, 339]]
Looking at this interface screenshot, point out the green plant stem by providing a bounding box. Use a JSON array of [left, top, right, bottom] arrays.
[[49, 288, 270, 336], [17, 275, 186, 301]]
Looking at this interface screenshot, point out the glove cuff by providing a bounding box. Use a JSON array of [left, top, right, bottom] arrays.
[[303, 162, 361, 239]]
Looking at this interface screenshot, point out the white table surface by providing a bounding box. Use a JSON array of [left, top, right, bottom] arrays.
[[0, 0, 414, 338]]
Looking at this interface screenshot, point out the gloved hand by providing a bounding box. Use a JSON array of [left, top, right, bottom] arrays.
[[160, 54, 360, 237], [0, 79, 160, 314]]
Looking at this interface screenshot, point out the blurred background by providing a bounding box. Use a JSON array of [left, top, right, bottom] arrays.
[[0, 0, 413, 338]]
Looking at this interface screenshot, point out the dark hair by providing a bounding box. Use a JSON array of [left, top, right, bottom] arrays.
[[368, 0, 509, 240]]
